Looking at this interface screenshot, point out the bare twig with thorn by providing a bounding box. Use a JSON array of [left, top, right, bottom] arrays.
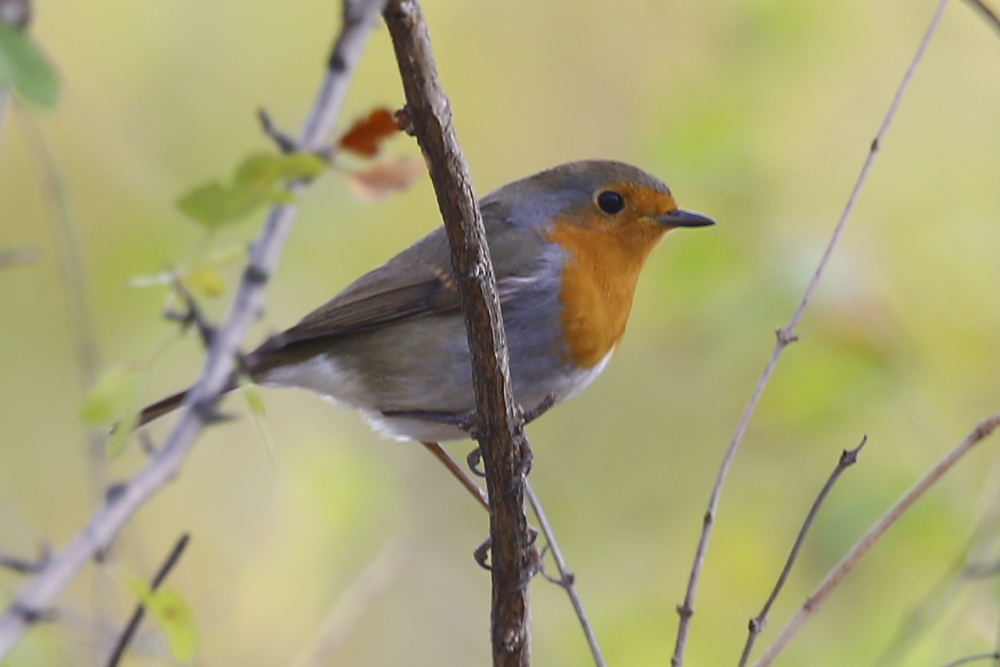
[[737, 437, 866, 667], [258, 108, 298, 154], [750, 409, 1000, 667], [0, 547, 50, 575]]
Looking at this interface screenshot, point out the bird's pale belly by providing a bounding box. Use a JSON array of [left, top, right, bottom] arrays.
[[257, 320, 615, 442]]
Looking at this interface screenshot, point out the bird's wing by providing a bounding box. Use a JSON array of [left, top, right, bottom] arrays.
[[268, 203, 548, 349], [275, 259, 461, 345]]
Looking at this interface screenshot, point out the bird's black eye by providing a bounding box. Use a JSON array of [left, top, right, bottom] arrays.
[[596, 190, 626, 215]]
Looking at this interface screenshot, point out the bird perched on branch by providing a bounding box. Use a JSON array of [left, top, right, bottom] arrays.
[[139, 160, 714, 441]]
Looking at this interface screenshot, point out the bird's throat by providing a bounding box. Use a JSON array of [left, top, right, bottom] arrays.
[[545, 218, 666, 368]]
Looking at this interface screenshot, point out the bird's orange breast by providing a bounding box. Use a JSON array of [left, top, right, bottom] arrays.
[[544, 215, 669, 368]]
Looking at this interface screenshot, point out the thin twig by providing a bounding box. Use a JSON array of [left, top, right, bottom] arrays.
[[421, 441, 489, 511], [737, 437, 866, 667], [939, 652, 1000, 667], [382, 3, 531, 666], [419, 443, 604, 667], [525, 482, 606, 667], [16, 108, 106, 495], [0, 86, 8, 157], [670, 1, 951, 664], [961, 0, 1000, 34], [15, 54, 112, 660], [875, 478, 1000, 666], [289, 536, 410, 667], [749, 409, 1000, 667], [0, 547, 49, 575], [0, 2, 386, 657], [104, 533, 190, 667]]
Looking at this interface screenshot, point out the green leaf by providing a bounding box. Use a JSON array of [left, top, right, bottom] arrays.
[[182, 267, 226, 298], [79, 365, 141, 426], [240, 385, 276, 466], [0, 23, 59, 108], [176, 152, 327, 228], [242, 385, 266, 416], [106, 410, 139, 458], [125, 579, 198, 662]]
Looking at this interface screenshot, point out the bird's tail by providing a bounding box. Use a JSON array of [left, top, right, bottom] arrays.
[[136, 375, 239, 428], [137, 389, 189, 428]]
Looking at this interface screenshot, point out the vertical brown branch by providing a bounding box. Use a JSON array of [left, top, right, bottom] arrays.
[[382, 2, 531, 665]]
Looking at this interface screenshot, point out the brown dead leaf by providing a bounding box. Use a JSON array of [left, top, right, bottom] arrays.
[[339, 107, 399, 158], [347, 157, 426, 202]]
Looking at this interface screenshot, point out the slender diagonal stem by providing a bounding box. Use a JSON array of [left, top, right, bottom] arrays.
[[750, 410, 1000, 667], [670, 2, 950, 664], [104, 534, 190, 667], [939, 652, 1000, 667], [736, 437, 866, 667], [0, 1, 387, 656], [961, 0, 1000, 34], [290, 537, 410, 667], [421, 441, 490, 510]]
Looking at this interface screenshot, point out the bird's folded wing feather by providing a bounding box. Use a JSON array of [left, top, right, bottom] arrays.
[[269, 216, 548, 349]]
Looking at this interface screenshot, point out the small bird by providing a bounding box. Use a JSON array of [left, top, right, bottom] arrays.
[[139, 160, 714, 441]]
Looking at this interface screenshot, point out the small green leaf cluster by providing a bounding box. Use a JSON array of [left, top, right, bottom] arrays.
[[176, 152, 327, 228], [0, 23, 59, 107]]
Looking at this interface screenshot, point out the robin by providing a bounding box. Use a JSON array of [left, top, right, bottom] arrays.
[[138, 160, 714, 441]]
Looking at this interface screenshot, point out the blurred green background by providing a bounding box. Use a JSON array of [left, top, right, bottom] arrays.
[[2, 0, 1000, 665]]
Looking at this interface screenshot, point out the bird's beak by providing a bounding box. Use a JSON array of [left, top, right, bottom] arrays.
[[657, 208, 716, 228]]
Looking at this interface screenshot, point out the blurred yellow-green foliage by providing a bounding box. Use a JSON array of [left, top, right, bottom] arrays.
[[2, 0, 1000, 665]]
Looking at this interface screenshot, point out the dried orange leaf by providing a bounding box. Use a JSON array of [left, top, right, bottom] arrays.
[[339, 108, 399, 158], [347, 157, 425, 202]]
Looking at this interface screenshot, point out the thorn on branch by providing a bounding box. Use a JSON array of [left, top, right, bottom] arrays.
[[775, 327, 799, 346], [11, 603, 55, 625], [242, 262, 270, 287], [139, 431, 157, 456], [105, 483, 128, 505], [257, 108, 298, 154], [191, 398, 233, 426], [0, 546, 51, 575], [394, 105, 416, 136], [840, 434, 868, 467], [166, 281, 217, 349]]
